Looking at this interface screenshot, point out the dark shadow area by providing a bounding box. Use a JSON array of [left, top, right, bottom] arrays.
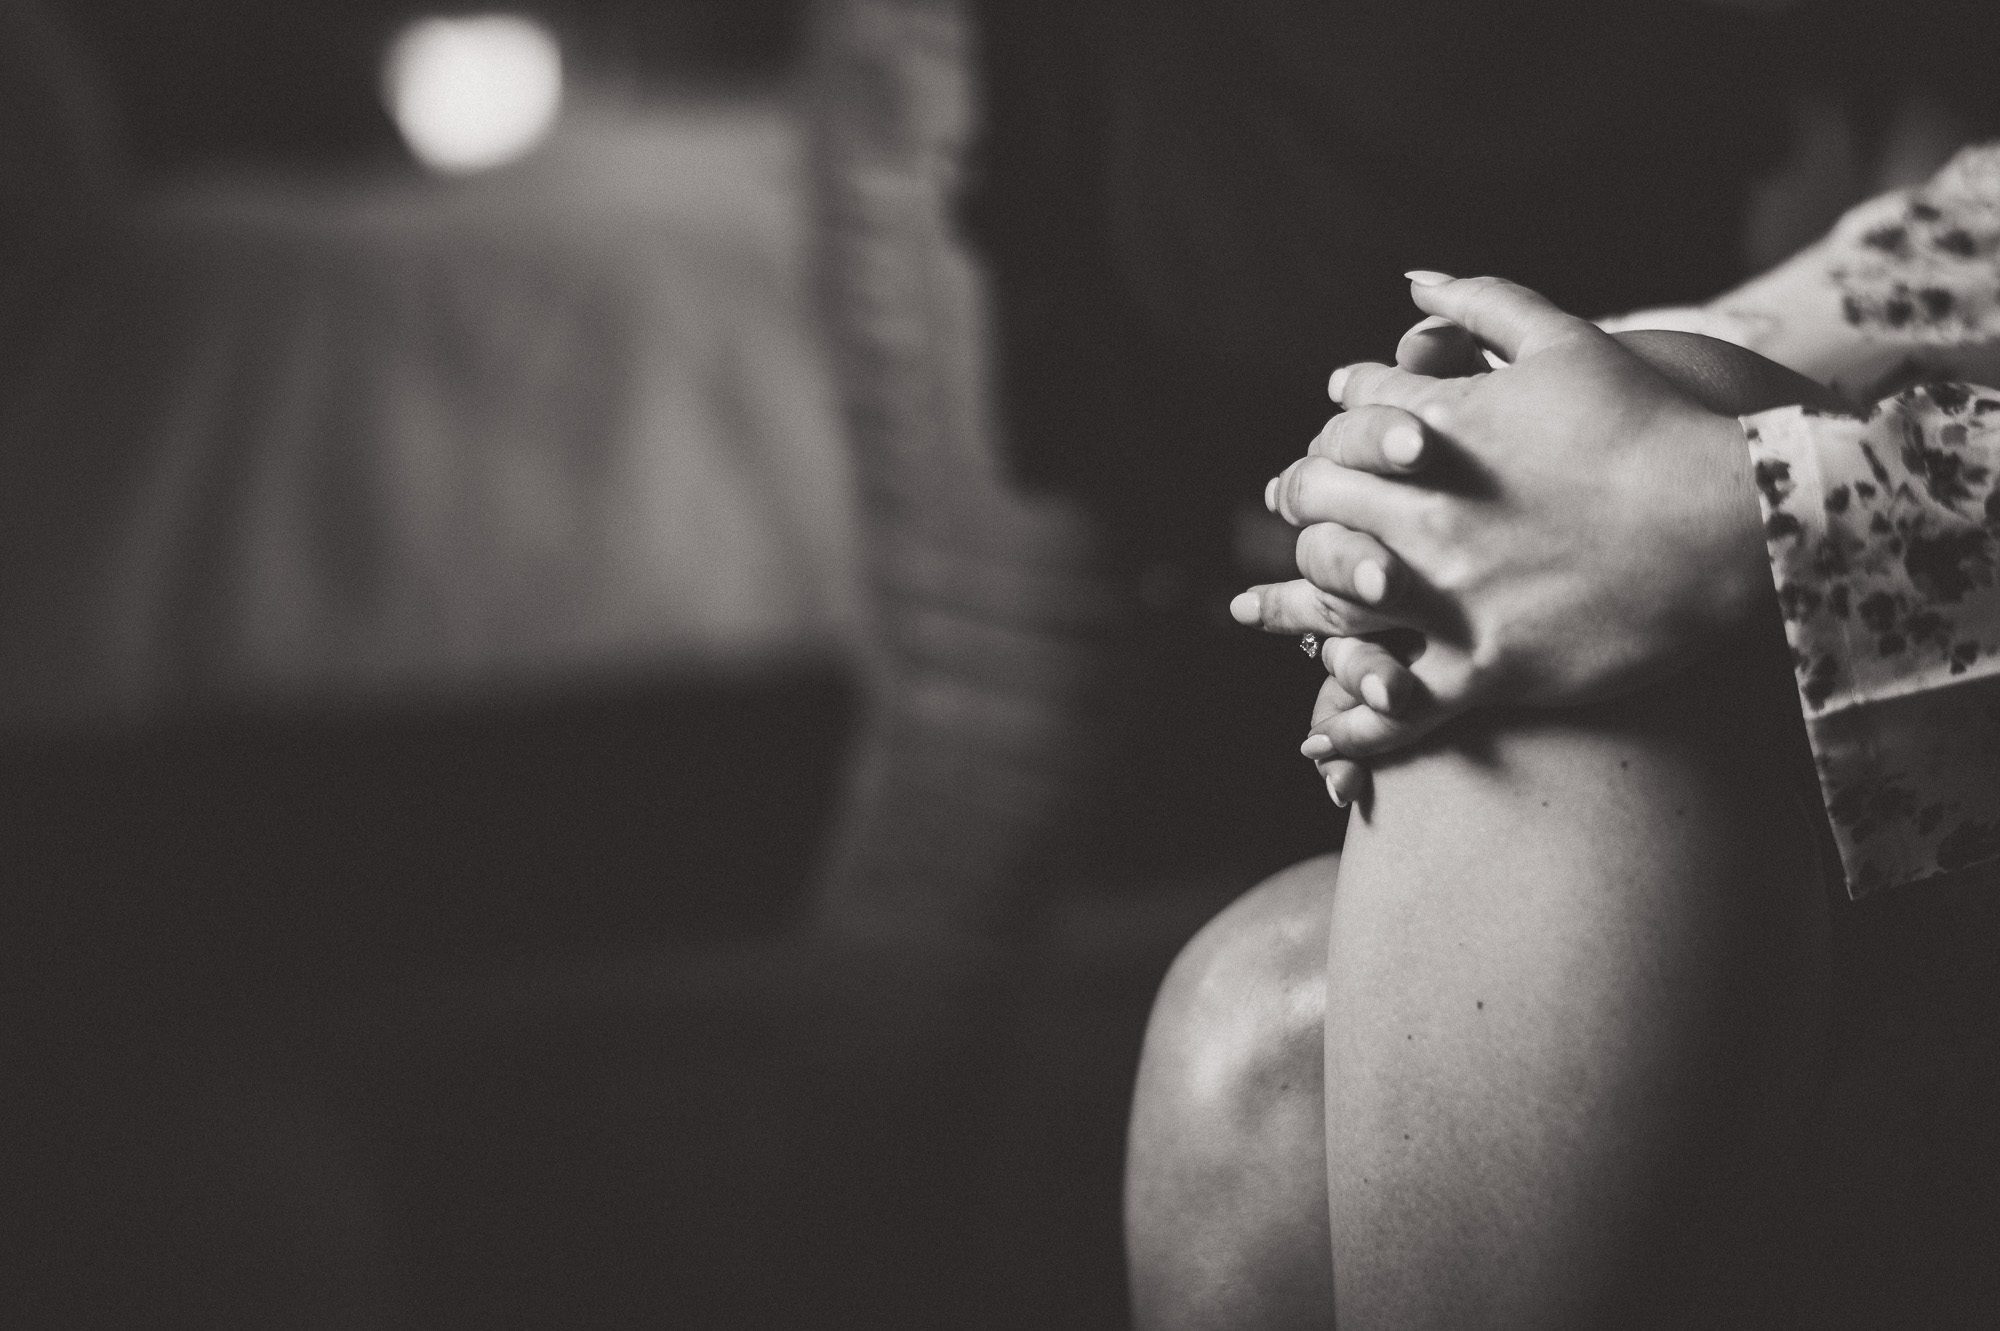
[[3, 673, 859, 1328]]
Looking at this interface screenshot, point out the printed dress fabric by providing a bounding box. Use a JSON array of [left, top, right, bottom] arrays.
[[1633, 144, 2000, 896]]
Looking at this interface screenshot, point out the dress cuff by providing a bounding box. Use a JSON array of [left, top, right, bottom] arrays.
[[1742, 391, 2000, 896]]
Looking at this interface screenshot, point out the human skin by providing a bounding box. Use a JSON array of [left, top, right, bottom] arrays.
[[1127, 855, 1338, 1331], [1127, 665, 1830, 1330], [1128, 326, 1838, 1329], [1236, 304, 1851, 805], [1325, 678, 1828, 1329], [1234, 277, 1844, 779]]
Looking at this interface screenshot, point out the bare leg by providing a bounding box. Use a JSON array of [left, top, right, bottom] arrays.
[[1328, 674, 1830, 1328], [1126, 855, 1338, 1331], [1128, 666, 1830, 1329]]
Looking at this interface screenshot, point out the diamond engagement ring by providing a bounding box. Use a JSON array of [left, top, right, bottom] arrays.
[[1299, 633, 1321, 660]]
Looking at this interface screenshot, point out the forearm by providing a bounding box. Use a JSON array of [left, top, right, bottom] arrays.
[[1605, 143, 2000, 400], [1324, 672, 1829, 1328]]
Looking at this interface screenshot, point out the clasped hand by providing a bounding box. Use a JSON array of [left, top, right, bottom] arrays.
[[1234, 274, 1844, 804]]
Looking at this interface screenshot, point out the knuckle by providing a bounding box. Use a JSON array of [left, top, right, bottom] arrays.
[[1339, 408, 1384, 466], [1292, 455, 1332, 498], [1292, 525, 1320, 575], [1275, 462, 1305, 519], [1438, 554, 1476, 593], [1328, 637, 1364, 682], [1414, 490, 1458, 542], [1270, 586, 1306, 630], [1328, 725, 1371, 757], [1293, 524, 1343, 585], [1313, 590, 1353, 635], [1472, 625, 1517, 674], [1288, 455, 1320, 507], [1330, 410, 1368, 464]]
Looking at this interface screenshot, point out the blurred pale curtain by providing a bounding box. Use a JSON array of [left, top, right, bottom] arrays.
[[803, 0, 1128, 946], [0, 94, 861, 726]]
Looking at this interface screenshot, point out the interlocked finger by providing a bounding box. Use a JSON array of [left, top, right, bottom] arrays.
[[1311, 673, 1361, 722], [1327, 360, 1439, 413], [1268, 456, 1413, 537], [1305, 676, 1368, 807], [1307, 698, 1446, 762], [1228, 580, 1397, 638], [1324, 636, 1420, 718], [1303, 644, 1472, 761], [1293, 522, 1403, 611], [1318, 759, 1368, 807], [1308, 405, 1432, 474]]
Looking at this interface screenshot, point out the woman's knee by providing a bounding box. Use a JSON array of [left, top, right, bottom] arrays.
[[1135, 856, 1335, 1138], [1125, 856, 1337, 1331]]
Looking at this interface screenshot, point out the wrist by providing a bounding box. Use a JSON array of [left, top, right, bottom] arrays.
[[1703, 412, 1778, 636]]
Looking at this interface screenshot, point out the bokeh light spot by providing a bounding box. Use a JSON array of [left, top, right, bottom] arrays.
[[384, 14, 564, 175]]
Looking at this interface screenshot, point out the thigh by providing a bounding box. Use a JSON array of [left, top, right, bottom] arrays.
[[1325, 675, 1832, 1329]]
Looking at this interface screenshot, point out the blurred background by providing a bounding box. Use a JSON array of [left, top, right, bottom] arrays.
[[3, 1, 1999, 1327]]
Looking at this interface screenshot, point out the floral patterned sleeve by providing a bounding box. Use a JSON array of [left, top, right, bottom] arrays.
[[1744, 388, 2000, 896], [1603, 144, 2000, 398], [1607, 144, 2000, 895]]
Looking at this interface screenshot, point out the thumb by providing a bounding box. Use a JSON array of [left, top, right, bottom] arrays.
[[1404, 272, 1598, 363]]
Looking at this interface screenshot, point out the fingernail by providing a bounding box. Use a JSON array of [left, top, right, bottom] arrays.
[[1381, 423, 1423, 467], [1405, 270, 1454, 287], [1300, 733, 1334, 759], [1229, 590, 1261, 623], [1353, 559, 1387, 604], [1264, 477, 1280, 512], [1361, 674, 1393, 713], [1327, 366, 1351, 399], [1325, 772, 1348, 807]]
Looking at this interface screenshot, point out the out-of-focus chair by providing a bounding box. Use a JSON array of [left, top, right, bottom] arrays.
[[801, 3, 1265, 1323]]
